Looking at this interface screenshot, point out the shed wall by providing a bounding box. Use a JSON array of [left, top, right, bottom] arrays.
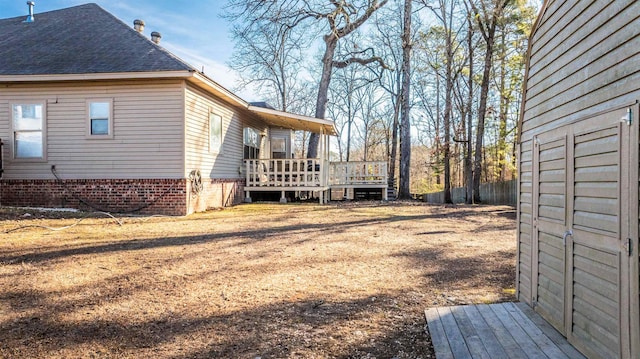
[[519, 0, 640, 357], [519, 0, 640, 304], [521, 0, 640, 140]]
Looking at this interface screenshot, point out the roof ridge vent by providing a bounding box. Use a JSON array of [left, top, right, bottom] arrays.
[[151, 31, 161, 44], [23, 1, 35, 23], [133, 19, 145, 32]]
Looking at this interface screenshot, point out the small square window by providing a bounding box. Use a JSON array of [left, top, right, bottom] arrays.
[[87, 100, 112, 138]]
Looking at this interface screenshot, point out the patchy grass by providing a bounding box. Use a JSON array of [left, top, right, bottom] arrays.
[[0, 202, 516, 358]]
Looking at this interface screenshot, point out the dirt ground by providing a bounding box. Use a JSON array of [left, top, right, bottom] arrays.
[[0, 201, 517, 358]]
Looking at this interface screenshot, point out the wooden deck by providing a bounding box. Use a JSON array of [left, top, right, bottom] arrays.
[[425, 302, 586, 359]]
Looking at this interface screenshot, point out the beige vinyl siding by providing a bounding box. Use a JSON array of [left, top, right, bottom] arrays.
[[184, 84, 266, 179], [0, 96, 8, 167], [521, 0, 640, 141], [0, 80, 184, 179]]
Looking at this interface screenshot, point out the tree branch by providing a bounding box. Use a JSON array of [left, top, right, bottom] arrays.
[[333, 55, 390, 70]]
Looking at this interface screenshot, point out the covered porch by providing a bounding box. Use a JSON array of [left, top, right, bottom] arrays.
[[244, 159, 389, 203], [243, 106, 388, 203]]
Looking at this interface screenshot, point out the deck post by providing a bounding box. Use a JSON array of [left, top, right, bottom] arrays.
[[280, 190, 287, 203], [244, 191, 252, 203]]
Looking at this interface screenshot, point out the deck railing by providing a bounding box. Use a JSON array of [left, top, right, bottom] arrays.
[[328, 161, 387, 186], [245, 158, 326, 187], [245, 159, 388, 189]]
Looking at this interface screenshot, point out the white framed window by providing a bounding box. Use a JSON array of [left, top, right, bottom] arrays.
[[243, 127, 261, 159], [86, 100, 113, 138], [271, 136, 287, 159], [209, 112, 223, 153], [12, 102, 46, 160]]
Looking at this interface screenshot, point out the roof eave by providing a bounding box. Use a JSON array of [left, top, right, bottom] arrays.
[[248, 105, 337, 136], [0, 70, 195, 82], [187, 72, 248, 108], [185, 73, 335, 135]]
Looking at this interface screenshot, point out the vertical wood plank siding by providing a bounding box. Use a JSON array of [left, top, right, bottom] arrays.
[[0, 80, 184, 179], [184, 84, 267, 179]]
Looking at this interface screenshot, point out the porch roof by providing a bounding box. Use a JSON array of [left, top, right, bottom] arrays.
[[248, 105, 337, 136]]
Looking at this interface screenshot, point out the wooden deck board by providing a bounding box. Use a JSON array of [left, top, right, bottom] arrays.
[[476, 304, 528, 358], [490, 303, 548, 359], [462, 305, 509, 359], [424, 308, 455, 359], [449, 306, 491, 359], [425, 302, 587, 359], [514, 302, 586, 359], [503, 302, 567, 358], [437, 307, 473, 358]]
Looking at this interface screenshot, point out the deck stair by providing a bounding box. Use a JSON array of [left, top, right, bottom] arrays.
[[387, 177, 397, 200]]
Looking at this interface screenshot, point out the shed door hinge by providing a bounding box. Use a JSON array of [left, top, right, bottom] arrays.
[[621, 108, 632, 126], [624, 238, 633, 256]]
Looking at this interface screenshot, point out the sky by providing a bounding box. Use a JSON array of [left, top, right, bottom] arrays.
[[0, 0, 258, 100]]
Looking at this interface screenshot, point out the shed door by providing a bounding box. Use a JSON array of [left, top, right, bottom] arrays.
[[532, 107, 635, 358], [532, 133, 567, 333]]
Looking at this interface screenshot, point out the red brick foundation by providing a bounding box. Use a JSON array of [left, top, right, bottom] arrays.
[[1, 178, 245, 215], [187, 178, 245, 214]]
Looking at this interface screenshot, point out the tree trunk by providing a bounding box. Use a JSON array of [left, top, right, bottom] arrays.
[[398, 0, 412, 199], [388, 89, 401, 187], [442, 7, 454, 204], [497, 31, 509, 181], [442, 76, 453, 203], [307, 35, 338, 159], [465, 14, 474, 204], [345, 87, 353, 162], [473, 23, 497, 203]]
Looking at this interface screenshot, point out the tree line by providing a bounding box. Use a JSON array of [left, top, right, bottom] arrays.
[[224, 0, 539, 203]]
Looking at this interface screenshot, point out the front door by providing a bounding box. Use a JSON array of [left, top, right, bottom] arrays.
[[532, 106, 636, 358]]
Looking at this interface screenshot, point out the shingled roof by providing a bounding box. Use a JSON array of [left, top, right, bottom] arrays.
[[0, 3, 195, 75]]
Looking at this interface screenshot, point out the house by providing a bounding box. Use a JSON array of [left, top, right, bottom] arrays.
[[0, 3, 387, 216], [517, 0, 639, 357]]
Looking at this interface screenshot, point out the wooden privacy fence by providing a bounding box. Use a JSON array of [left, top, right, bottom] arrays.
[[423, 180, 517, 206]]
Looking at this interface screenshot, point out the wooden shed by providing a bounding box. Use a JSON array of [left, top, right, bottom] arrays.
[[517, 1, 640, 358]]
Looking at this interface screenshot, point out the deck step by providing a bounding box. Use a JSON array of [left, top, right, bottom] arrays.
[[387, 178, 397, 201], [425, 302, 586, 359]]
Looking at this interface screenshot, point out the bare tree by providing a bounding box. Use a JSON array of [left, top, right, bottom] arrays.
[[226, 5, 307, 112], [470, 0, 511, 202], [398, 0, 413, 199], [307, 0, 390, 158], [418, 0, 467, 203], [226, 0, 389, 159]]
